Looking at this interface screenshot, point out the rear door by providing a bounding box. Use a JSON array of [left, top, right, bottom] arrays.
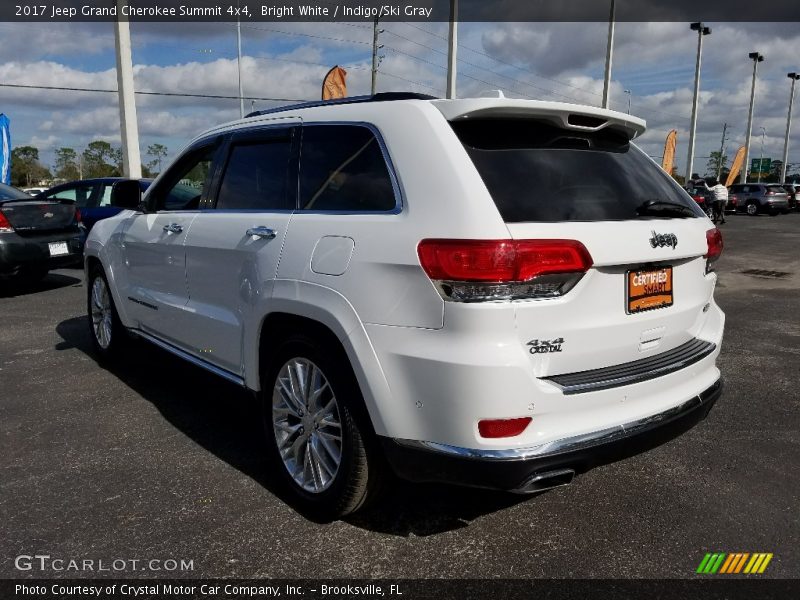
[[451, 117, 715, 376], [181, 124, 299, 375], [119, 140, 220, 347]]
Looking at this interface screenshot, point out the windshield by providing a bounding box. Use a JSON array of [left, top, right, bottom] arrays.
[[452, 119, 705, 222]]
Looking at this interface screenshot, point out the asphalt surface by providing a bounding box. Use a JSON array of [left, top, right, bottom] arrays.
[[1, 213, 798, 579]]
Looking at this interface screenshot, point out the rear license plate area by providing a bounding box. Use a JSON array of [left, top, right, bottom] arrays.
[[626, 266, 673, 314], [48, 241, 69, 256]]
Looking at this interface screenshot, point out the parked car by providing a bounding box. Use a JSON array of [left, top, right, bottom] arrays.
[[0, 182, 84, 284], [782, 183, 800, 210], [22, 186, 48, 195], [727, 183, 790, 215], [85, 93, 725, 518], [37, 178, 152, 230], [685, 186, 712, 214]]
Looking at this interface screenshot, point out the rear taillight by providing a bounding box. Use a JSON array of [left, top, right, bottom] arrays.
[[705, 228, 723, 271], [417, 239, 593, 302], [75, 208, 82, 223], [478, 417, 532, 439], [0, 211, 13, 233]]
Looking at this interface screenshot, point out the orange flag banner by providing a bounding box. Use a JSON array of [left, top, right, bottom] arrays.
[[661, 130, 677, 174], [321, 66, 347, 100], [726, 146, 746, 187]]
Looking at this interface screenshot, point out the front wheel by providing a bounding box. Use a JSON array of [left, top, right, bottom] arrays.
[[262, 335, 384, 520], [746, 201, 759, 216], [87, 266, 127, 358]]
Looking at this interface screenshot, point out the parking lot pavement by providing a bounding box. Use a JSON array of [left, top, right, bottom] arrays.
[[1, 213, 798, 580]]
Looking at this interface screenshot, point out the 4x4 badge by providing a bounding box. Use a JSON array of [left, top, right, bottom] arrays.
[[527, 338, 564, 354], [650, 231, 678, 249]]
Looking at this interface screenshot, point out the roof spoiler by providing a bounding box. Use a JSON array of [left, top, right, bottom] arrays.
[[431, 98, 647, 140]]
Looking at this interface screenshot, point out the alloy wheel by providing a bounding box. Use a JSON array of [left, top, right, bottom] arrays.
[[272, 358, 343, 493], [90, 277, 113, 350]]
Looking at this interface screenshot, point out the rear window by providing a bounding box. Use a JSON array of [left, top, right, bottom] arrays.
[[452, 119, 704, 222], [766, 185, 787, 193]]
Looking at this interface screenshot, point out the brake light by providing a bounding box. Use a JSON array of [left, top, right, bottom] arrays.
[[417, 239, 593, 302], [0, 211, 13, 233], [766, 190, 774, 195], [478, 417, 532, 439], [705, 228, 723, 266], [75, 208, 82, 223]]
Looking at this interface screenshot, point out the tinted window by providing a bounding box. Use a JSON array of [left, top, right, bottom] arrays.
[[452, 119, 704, 222], [0, 183, 30, 200], [299, 125, 396, 212], [46, 183, 96, 207], [152, 144, 216, 211], [216, 139, 293, 210]]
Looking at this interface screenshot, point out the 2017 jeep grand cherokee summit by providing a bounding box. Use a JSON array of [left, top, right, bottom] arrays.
[[85, 93, 725, 519]]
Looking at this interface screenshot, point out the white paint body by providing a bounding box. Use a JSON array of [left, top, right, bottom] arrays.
[[86, 97, 724, 452]]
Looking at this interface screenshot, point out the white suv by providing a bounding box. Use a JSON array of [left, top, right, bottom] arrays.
[[85, 93, 725, 518]]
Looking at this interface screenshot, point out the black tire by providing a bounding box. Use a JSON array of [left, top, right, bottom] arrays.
[[86, 265, 128, 359], [261, 333, 384, 520], [746, 201, 760, 216]]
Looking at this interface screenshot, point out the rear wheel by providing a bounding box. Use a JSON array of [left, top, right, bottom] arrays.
[[262, 334, 383, 520], [746, 201, 759, 216], [87, 265, 127, 358]]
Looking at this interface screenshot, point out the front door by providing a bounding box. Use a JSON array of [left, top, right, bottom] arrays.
[[119, 140, 220, 349]]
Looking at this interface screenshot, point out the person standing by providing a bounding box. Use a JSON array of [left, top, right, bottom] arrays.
[[709, 178, 728, 224]]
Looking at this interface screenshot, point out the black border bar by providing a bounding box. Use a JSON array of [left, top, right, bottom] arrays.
[[3, 1, 800, 23]]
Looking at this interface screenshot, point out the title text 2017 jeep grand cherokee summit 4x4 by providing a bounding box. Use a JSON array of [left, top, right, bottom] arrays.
[[85, 93, 724, 518]]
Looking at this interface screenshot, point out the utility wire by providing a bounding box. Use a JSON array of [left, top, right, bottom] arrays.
[[0, 82, 303, 102]]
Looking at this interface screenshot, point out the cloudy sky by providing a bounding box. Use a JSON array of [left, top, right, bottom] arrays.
[[1, 19, 799, 176]]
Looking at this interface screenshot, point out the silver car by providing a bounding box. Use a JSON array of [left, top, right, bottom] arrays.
[[727, 183, 790, 215]]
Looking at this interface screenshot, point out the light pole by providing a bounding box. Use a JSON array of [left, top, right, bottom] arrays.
[[236, 0, 244, 118], [445, 0, 458, 99], [717, 122, 728, 181], [781, 73, 800, 183], [624, 89, 631, 114], [685, 22, 711, 185], [602, 0, 616, 108], [757, 127, 766, 183], [741, 51, 765, 183]]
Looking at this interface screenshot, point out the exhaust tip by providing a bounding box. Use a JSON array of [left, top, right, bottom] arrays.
[[512, 468, 575, 494]]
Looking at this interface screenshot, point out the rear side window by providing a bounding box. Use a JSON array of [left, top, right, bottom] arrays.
[[452, 119, 704, 222], [298, 125, 396, 212], [45, 183, 96, 207], [216, 137, 293, 210]]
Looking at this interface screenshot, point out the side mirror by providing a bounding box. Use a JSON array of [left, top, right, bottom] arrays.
[[110, 180, 143, 210]]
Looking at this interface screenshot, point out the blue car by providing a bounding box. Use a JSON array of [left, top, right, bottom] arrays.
[[37, 178, 152, 230]]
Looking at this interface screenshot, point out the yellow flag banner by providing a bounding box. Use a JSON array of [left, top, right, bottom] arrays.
[[661, 130, 677, 174], [726, 146, 746, 187], [321, 66, 347, 100]]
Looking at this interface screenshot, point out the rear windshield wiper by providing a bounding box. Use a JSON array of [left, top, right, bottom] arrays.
[[635, 199, 696, 218]]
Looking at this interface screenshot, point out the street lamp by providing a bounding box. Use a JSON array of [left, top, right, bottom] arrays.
[[624, 89, 631, 114], [602, 0, 616, 109], [685, 22, 712, 184], [741, 51, 765, 183], [757, 127, 766, 183], [781, 72, 800, 183]]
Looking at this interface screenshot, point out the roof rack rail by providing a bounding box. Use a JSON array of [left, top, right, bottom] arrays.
[[245, 92, 438, 118]]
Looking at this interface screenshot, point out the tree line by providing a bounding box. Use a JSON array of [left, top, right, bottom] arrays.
[[9, 142, 168, 188]]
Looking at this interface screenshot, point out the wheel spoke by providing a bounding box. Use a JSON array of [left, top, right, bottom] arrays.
[[271, 357, 343, 494]]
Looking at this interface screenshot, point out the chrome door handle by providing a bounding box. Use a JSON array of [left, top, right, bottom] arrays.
[[163, 223, 183, 234], [246, 226, 277, 240]]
